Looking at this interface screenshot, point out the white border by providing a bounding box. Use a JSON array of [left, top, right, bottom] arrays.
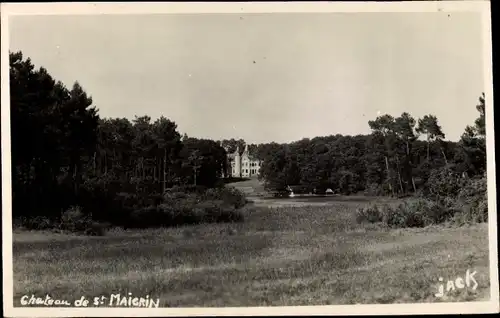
[[1, 1, 498, 317]]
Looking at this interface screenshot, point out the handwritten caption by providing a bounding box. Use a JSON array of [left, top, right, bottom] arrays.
[[435, 269, 478, 298], [20, 292, 160, 308]]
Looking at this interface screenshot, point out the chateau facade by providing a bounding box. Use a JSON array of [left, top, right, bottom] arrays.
[[223, 144, 261, 178]]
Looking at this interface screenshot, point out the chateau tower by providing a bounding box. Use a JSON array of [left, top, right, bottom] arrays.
[[234, 145, 241, 177], [243, 144, 249, 157]]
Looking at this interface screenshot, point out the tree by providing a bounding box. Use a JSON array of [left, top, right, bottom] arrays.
[[368, 115, 398, 195], [454, 93, 487, 176], [64, 82, 99, 195], [152, 116, 183, 192], [10, 48, 487, 227], [187, 150, 203, 186], [394, 112, 418, 193], [221, 138, 246, 154], [181, 138, 226, 187], [416, 115, 446, 163], [10, 51, 99, 217], [474, 92, 486, 137]]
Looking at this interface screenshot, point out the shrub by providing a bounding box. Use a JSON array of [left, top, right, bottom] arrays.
[[363, 184, 386, 197], [473, 195, 488, 223], [168, 184, 208, 194], [356, 204, 385, 224], [122, 188, 246, 229], [443, 176, 488, 225], [195, 199, 244, 223], [457, 176, 487, 202], [202, 186, 248, 209], [384, 201, 426, 228], [451, 201, 487, 225], [127, 205, 168, 228], [426, 166, 465, 200], [385, 199, 455, 228], [217, 206, 244, 223], [84, 222, 109, 236], [15, 216, 55, 230], [357, 199, 456, 229], [60, 206, 106, 236]]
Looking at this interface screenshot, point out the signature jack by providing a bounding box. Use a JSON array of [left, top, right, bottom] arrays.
[[435, 269, 478, 298]]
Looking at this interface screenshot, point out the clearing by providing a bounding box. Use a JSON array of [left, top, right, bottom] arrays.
[[12, 182, 490, 306]]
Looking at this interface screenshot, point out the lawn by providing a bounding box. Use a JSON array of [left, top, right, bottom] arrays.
[[12, 197, 491, 307]]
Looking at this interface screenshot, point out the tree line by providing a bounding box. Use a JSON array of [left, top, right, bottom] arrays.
[[257, 96, 486, 196], [10, 51, 236, 223], [9, 50, 487, 227]]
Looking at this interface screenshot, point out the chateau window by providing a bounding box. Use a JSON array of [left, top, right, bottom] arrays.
[[245, 169, 248, 174]]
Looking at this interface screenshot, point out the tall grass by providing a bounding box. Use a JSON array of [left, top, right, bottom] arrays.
[[13, 201, 490, 306]]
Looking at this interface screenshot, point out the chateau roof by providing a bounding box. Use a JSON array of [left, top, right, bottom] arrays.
[[226, 151, 260, 162]]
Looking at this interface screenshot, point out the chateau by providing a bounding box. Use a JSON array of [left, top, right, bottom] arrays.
[[223, 144, 261, 178]]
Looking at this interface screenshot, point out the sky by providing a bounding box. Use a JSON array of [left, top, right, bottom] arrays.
[[9, 12, 486, 144]]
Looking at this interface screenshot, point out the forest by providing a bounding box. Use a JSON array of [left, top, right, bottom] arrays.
[[258, 106, 486, 196], [9, 51, 488, 233]]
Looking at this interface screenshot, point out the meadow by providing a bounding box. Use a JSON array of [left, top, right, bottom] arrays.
[[12, 193, 490, 307]]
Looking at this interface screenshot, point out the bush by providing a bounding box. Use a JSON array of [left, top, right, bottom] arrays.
[[124, 201, 244, 229], [218, 206, 244, 223], [168, 184, 208, 194], [122, 187, 246, 229], [356, 204, 385, 224], [435, 176, 488, 225], [14, 216, 55, 230], [450, 177, 488, 224], [84, 222, 109, 236], [426, 166, 465, 199], [195, 199, 244, 223], [473, 195, 488, 223], [60, 206, 106, 236], [363, 184, 386, 197], [356, 199, 456, 228], [126, 205, 168, 228], [385, 199, 455, 228], [457, 176, 487, 202], [451, 201, 488, 225], [203, 186, 248, 209]]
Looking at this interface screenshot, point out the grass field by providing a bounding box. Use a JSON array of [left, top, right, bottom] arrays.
[[12, 192, 491, 307]]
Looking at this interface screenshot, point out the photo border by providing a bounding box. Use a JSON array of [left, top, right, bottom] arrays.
[[2, 1, 498, 316]]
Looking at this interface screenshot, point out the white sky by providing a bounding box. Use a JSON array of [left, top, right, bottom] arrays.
[[9, 12, 485, 143]]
